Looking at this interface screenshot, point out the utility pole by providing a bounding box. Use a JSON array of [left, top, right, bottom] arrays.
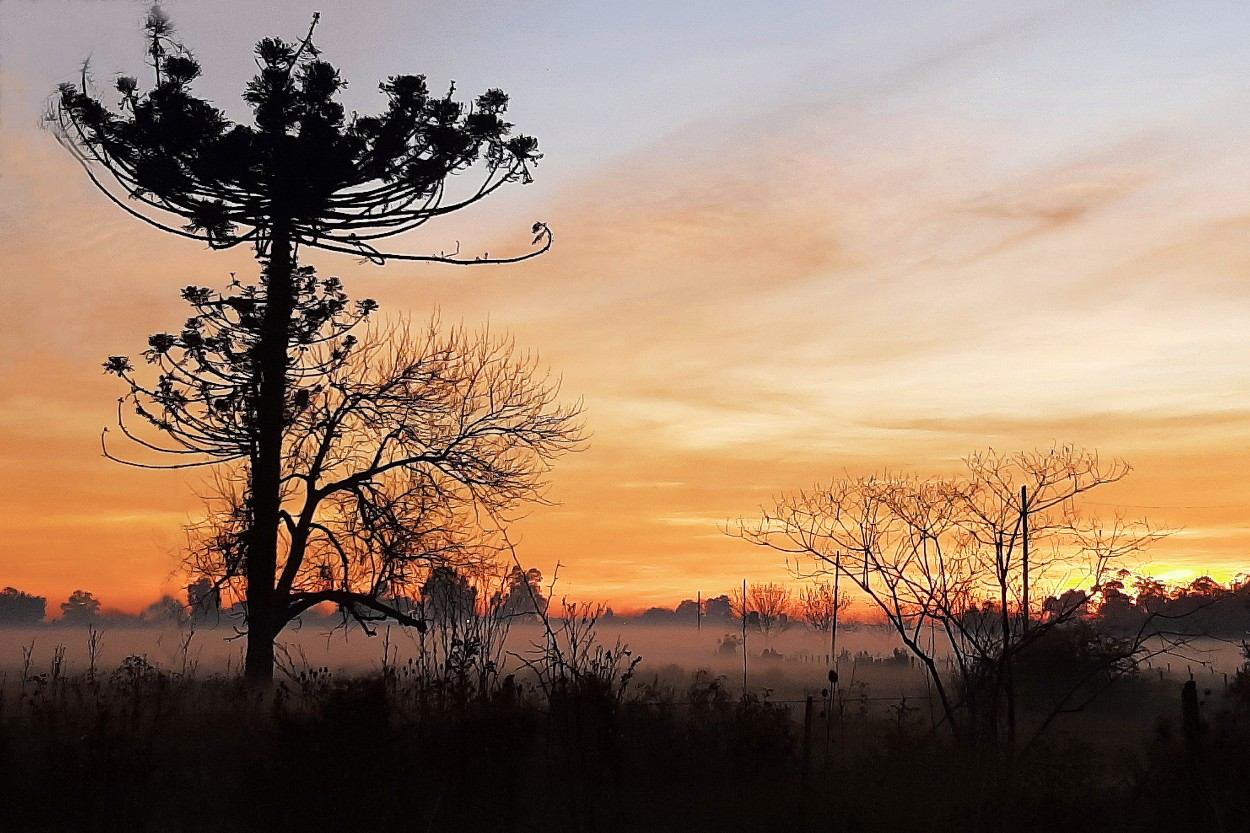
[[741, 578, 748, 698], [828, 551, 842, 759], [831, 551, 842, 665], [697, 590, 701, 631], [1021, 485, 1029, 634]]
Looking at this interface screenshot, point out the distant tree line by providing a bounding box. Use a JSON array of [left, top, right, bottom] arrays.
[[0, 563, 551, 629], [6, 569, 1247, 631]]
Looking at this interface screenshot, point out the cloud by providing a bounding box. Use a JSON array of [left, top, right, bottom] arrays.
[[864, 409, 1250, 445], [3, 0, 1250, 609]]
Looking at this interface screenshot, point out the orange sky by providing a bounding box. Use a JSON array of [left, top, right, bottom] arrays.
[[1, 1, 1248, 613]]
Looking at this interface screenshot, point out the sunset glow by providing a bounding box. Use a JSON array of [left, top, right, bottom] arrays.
[[1, 1, 1247, 613]]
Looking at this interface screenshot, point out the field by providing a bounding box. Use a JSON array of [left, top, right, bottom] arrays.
[[1, 620, 1246, 832]]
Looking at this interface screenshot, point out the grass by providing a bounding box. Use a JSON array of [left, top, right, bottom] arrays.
[[1, 631, 1248, 832]]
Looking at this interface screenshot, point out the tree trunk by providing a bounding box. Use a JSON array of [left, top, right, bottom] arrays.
[[245, 221, 295, 685]]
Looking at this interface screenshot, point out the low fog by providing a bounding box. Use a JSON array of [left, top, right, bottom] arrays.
[[2, 619, 1240, 703]]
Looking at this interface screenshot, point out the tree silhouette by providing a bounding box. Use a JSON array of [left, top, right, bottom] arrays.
[[421, 565, 479, 626], [735, 445, 1169, 753], [702, 594, 733, 621], [494, 566, 548, 621], [51, 10, 551, 682], [60, 589, 102, 624], [186, 577, 221, 621], [797, 580, 850, 633], [732, 582, 792, 642], [109, 270, 580, 668], [0, 587, 47, 625], [140, 594, 186, 626]]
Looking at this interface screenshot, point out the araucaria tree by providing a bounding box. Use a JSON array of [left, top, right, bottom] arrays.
[[51, 9, 554, 682]]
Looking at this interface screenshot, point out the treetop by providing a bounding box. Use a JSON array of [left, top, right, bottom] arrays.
[[49, 9, 549, 264]]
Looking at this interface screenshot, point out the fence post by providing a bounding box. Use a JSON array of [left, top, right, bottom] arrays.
[[802, 695, 814, 786]]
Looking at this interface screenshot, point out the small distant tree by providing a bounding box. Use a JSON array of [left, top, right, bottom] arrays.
[[0, 587, 47, 625], [702, 594, 734, 621], [1184, 575, 1226, 599], [494, 566, 548, 621], [421, 566, 478, 626], [186, 577, 221, 621], [797, 581, 851, 632], [1043, 588, 1089, 620], [1126, 575, 1166, 616], [674, 598, 701, 624], [732, 582, 792, 642], [637, 607, 677, 625], [141, 594, 186, 626], [60, 590, 102, 624]]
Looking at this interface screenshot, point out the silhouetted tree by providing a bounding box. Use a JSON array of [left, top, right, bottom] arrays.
[[732, 582, 792, 642], [797, 580, 850, 632], [186, 577, 221, 621], [674, 598, 701, 624], [1043, 588, 1089, 620], [52, 11, 551, 682], [141, 594, 186, 626], [1094, 570, 1137, 627], [119, 274, 582, 652], [421, 565, 478, 625], [637, 606, 677, 625], [60, 589, 102, 624], [702, 594, 733, 621], [735, 445, 1168, 751], [1130, 575, 1168, 615], [0, 587, 46, 625], [494, 566, 548, 621]]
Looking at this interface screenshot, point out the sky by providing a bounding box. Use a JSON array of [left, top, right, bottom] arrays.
[[0, 0, 1248, 613]]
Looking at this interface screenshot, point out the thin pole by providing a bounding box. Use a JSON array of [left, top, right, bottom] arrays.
[[802, 695, 814, 786], [831, 551, 842, 665], [827, 552, 842, 759], [1021, 485, 1029, 634], [741, 578, 748, 698], [697, 590, 701, 631]]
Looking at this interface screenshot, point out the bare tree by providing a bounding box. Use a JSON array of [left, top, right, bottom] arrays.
[[797, 581, 851, 632], [732, 582, 793, 642], [734, 445, 1169, 752], [53, 11, 551, 682], [111, 270, 582, 676]]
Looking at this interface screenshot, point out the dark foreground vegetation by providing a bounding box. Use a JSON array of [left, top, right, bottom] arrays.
[[3, 636, 1249, 833]]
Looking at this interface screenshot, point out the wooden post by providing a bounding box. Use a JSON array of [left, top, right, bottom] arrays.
[[696, 590, 701, 631], [802, 695, 814, 786], [1181, 679, 1227, 832], [825, 669, 836, 761], [831, 551, 842, 669], [830, 551, 841, 754]]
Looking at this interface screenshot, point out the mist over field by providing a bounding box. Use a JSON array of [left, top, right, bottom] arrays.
[[4, 620, 1242, 693]]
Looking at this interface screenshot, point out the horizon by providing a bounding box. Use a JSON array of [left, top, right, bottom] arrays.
[[1, 1, 1248, 613]]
